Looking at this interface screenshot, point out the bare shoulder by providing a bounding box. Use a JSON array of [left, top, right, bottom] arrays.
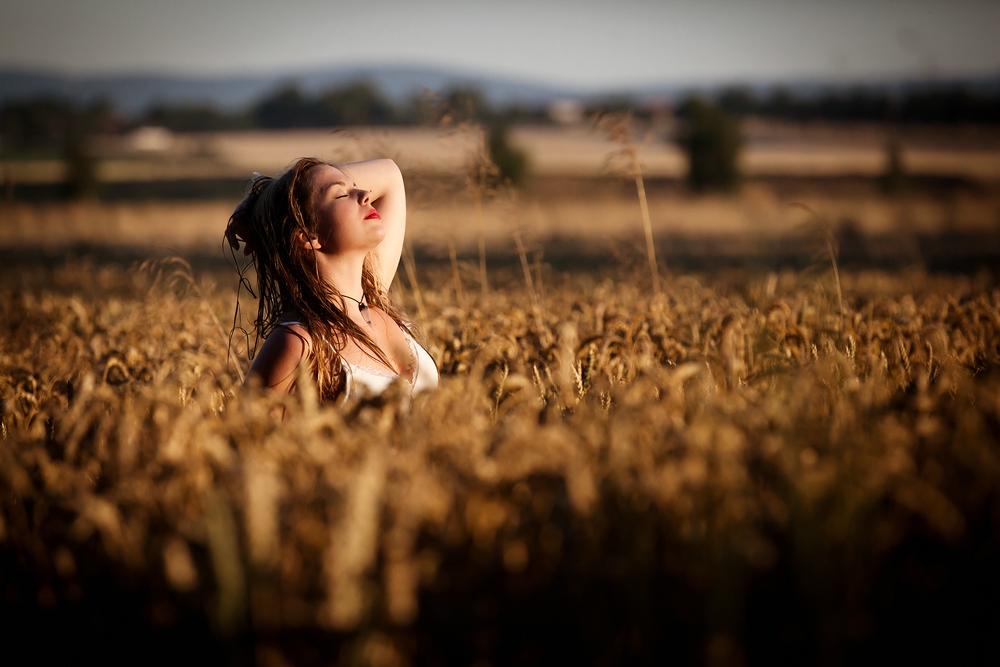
[[246, 323, 312, 393]]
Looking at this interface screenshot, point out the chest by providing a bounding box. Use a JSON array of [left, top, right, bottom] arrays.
[[338, 314, 416, 380]]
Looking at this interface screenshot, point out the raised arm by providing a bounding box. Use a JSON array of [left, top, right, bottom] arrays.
[[341, 159, 406, 288]]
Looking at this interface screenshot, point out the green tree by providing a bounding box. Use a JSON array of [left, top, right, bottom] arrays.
[[677, 96, 742, 192], [0, 97, 74, 155], [316, 82, 394, 125], [63, 122, 98, 199], [401, 92, 437, 125], [881, 137, 907, 195], [0, 97, 105, 198], [254, 85, 317, 128], [144, 104, 251, 132], [487, 125, 529, 189], [444, 87, 493, 124]]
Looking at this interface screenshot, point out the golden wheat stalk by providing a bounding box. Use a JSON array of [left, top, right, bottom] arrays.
[[596, 112, 660, 295], [790, 201, 845, 328], [631, 155, 660, 296], [447, 234, 464, 305], [401, 240, 427, 322], [513, 230, 545, 334], [474, 187, 488, 300]]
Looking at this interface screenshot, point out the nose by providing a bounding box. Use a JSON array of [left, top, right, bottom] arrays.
[[358, 188, 371, 205]]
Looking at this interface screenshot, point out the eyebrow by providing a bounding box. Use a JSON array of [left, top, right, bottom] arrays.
[[320, 180, 348, 194], [319, 180, 359, 195]]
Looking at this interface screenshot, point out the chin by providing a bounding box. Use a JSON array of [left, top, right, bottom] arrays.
[[355, 238, 383, 256]]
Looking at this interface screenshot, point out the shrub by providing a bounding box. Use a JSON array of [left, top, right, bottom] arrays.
[[253, 82, 397, 128], [882, 137, 908, 194], [487, 124, 529, 189], [676, 96, 742, 192], [63, 122, 98, 199]]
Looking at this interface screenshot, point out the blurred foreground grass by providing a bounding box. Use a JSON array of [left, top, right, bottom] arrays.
[[2, 259, 1000, 665]]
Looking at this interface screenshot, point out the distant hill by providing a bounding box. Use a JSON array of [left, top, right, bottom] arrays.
[[1, 65, 997, 115], [0, 65, 595, 114]]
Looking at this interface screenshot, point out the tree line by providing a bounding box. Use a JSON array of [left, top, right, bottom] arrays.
[[3, 79, 997, 152], [2, 80, 997, 199], [715, 85, 1000, 124]]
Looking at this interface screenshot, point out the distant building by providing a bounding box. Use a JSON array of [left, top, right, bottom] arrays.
[[548, 99, 585, 126], [127, 126, 174, 152]]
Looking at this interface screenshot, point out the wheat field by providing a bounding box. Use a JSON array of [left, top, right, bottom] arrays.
[[6, 123, 1000, 185], [2, 246, 999, 664]]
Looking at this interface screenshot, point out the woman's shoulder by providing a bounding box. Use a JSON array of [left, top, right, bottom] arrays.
[[275, 317, 311, 338], [246, 323, 312, 391]]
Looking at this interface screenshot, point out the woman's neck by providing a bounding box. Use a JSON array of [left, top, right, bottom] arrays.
[[313, 250, 367, 301]]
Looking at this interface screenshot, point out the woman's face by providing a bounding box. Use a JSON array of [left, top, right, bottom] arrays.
[[307, 165, 385, 254]]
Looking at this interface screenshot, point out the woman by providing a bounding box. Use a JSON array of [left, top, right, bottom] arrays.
[[225, 157, 438, 401]]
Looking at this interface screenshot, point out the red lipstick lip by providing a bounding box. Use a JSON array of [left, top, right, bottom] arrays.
[[364, 209, 381, 220]]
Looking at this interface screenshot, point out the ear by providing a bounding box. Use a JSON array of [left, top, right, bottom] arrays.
[[296, 230, 322, 251]]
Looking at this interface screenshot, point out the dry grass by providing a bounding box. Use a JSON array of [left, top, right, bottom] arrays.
[[5, 124, 1000, 184], [2, 254, 1000, 663], [2, 185, 998, 259]]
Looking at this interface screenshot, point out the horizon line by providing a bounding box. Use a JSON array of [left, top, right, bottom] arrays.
[[2, 60, 998, 93]]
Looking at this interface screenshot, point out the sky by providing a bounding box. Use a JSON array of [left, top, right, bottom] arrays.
[[2, 0, 998, 88]]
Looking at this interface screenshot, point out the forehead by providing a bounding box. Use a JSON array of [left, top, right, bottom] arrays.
[[309, 164, 351, 192]]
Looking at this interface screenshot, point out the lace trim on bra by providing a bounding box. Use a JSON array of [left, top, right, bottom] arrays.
[[348, 336, 418, 384]]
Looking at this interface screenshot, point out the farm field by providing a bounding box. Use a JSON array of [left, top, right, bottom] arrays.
[[2, 183, 998, 277], [2, 244, 1000, 664], [3, 119, 998, 274], [4, 122, 1000, 185], [3, 190, 997, 249], [2, 120, 1000, 664]]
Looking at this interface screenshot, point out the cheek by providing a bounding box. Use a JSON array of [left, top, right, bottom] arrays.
[[318, 205, 350, 245], [322, 205, 380, 250]]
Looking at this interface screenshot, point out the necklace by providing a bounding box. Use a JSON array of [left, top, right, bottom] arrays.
[[342, 294, 372, 325]]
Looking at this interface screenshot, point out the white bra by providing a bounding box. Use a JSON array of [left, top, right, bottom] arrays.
[[278, 321, 439, 399]]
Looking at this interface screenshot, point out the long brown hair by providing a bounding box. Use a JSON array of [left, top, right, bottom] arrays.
[[228, 157, 411, 400]]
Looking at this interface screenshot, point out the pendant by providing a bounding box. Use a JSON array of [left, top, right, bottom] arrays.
[[359, 302, 372, 325]]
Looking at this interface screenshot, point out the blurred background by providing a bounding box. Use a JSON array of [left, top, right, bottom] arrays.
[[3, 4, 1000, 663], [1, 0, 998, 269]]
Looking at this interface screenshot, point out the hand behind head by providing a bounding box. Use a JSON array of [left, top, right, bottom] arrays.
[[226, 173, 268, 256]]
